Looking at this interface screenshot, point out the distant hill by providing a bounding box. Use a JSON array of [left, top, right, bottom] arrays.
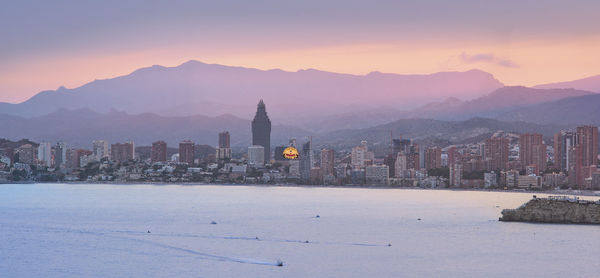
[[535, 74, 600, 93], [0, 107, 570, 154], [0, 60, 504, 122], [0, 138, 39, 149], [315, 117, 567, 151], [0, 108, 309, 148], [497, 94, 600, 126], [407, 86, 595, 120], [303, 86, 595, 131]]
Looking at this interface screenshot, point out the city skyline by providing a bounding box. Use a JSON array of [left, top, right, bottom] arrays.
[[2, 114, 598, 189], [3, 2, 600, 276]]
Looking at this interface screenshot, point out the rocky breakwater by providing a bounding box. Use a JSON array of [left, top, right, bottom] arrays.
[[500, 195, 600, 224]]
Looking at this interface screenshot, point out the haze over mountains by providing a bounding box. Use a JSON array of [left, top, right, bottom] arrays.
[[316, 117, 567, 151], [0, 108, 308, 149], [0, 108, 568, 152], [0, 60, 504, 120], [534, 75, 600, 92], [1, 60, 599, 148]]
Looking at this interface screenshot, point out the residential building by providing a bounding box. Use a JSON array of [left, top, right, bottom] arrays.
[[424, 147, 442, 170], [151, 141, 167, 163], [92, 140, 109, 161], [179, 140, 195, 165], [519, 133, 546, 174], [37, 142, 52, 167], [484, 137, 509, 171], [111, 142, 135, 163], [248, 145, 265, 166], [216, 131, 232, 161]]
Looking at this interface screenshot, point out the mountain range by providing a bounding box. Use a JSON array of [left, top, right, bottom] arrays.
[[0, 60, 504, 122], [1, 60, 599, 149], [0, 108, 308, 149], [534, 74, 600, 92], [315, 117, 567, 152], [0, 108, 569, 152]]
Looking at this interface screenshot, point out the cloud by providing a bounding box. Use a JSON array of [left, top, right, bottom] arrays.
[[460, 52, 519, 68]]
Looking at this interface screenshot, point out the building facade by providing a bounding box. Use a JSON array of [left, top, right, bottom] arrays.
[[151, 141, 167, 163], [216, 131, 232, 161], [519, 133, 546, 174], [179, 140, 195, 165], [320, 149, 335, 179], [248, 145, 265, 166], [251, 100, 271, 163], [111, 142, 134, 163], [424, 147, 442, 170], [484, 137, 509, 171]]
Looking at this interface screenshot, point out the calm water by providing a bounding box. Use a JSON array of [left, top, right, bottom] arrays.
[[1, 184, 598, 277]]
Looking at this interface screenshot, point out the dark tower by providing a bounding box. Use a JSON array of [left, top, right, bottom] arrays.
[[252, 99, 271, 162]]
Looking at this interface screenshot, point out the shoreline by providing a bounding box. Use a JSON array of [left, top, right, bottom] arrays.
[[4, 181, 600, 198]]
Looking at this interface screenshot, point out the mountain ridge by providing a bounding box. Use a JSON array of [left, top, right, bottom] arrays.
[[0, 60, 504, 120]]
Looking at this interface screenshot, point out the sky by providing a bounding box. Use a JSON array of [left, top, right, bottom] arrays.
[[1, 0, 600, 103]]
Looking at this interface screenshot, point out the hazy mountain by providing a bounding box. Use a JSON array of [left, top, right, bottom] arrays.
[[0, 138, 39, 149], [0, 107, 569, 156], [0, 61, 504, 122], [315, 117, 567, 152], [0, 108, 309, 148], [289, 106, 404, 133], [286, 86, 593, 130], [497, 94, 600, 126], [534, 74, 600, 93], [407, 86, 595, 120]]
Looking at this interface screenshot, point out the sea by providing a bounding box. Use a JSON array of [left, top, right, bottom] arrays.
[[1, 183, 598, 278]]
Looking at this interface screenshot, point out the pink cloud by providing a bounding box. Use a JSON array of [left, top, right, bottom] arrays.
[[460, 52, 519, 68]]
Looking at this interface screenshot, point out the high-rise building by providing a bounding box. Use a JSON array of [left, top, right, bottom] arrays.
[[37, 142, 52, 167], [570, 125, 599, 187], [251, 100, 271, 163], [300, 141, 312, 181], [111, 142, 135, 163], [151, 141, 167, 163], [484, 137, 509, 171], [54, 142, 67, 167], [576, 125, 598, 167], [383, 153, 396, 178], [216, 131, 232, 161], [351, 141, 368, 168], [320, 149, 335, 178], [66, 149, 92, 169], [179, 140, 195, 165], [247, 145, 265, 166], [395, 152, 407, 178], [554, 131, 577, 172], [447, 146, 460, 167], [519, 133, 546, 174], [289, 160, 300, 177], [449, 163, 463, 187], [424, 147, 442, 170], [92, 140, 109, 161], [219, 131, 230, 148]]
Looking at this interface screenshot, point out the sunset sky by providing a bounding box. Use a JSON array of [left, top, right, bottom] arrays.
[[2, 0, 600, 103]]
